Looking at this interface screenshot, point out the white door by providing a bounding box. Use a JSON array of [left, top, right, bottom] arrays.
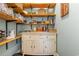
[[43, 39, 56, 55], [32, 39, 44, 55], [22, 40, 33, 55]]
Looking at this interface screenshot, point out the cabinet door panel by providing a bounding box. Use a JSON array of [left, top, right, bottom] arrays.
[[22, 40, 33, 54], [43, 39, 56, 55], [33, 39, 44, 55]]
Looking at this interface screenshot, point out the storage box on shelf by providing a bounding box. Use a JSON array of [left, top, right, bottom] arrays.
[[0, 3, 14, 17], [38, 8, 47, 15], [0, 3, 8, 14], [48, 8, 55, 14], [0, 4, 14, 20], [7, 8, 14, 17]]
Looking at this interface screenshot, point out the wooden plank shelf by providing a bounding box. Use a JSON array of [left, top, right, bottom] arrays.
[[16, 18, 24, 23], [22, 14, 56, 17], [0, 12, 16, 21], [0, 35, 21, 46], [25, 23, 54, 25], [23, 3, 56, 8], [7, 3, 23, 13], [0, 11, 24, 23]]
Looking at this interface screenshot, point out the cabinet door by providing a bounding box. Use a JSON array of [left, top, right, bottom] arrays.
[[22, 40, 33, 55], [43, 39, 56, 55], [32, 39, 44, 55]]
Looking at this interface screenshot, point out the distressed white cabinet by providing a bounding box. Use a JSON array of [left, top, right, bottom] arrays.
[[22, 32, 57, 55]]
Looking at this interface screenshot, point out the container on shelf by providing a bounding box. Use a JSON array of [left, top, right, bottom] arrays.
[[32, 20, 37, 24], [0, 30, 6, 42], [38, 8, 47, 15], [32, 8, 38, 14], [48, 29, 57, 32], [44, 20, 50, 24], [48, 8, 55, 14], [7, 8, 14, 17], [33, 27, 37, 32], [0, 3, 15, 18], [24, 8, 32, 14]]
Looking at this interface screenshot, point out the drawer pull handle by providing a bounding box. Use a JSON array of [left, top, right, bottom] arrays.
[[45, 46, 47, 48], [34, 45, 35, 48], [29, 36, 31, 38], [31, 46, 32, 48]]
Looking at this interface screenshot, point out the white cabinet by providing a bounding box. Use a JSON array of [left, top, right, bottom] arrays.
[[22, 32, 57, 55]]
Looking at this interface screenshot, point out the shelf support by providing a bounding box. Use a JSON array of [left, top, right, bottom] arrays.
[[6, 21, 8, 50]]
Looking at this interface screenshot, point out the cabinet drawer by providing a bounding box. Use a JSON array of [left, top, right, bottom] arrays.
[[22, 35, 32, 40], [47, 35, 56, 39], [32, 39, 44, 55]]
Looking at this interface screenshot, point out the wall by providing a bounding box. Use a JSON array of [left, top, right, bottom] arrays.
[[17, 24, 25, 34], [0, 19, 6, 55], [55, 3, 79, 56], [0, 20, 21, 56]]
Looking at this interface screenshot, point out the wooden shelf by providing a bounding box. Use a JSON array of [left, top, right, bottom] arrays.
[[7, 3, 23, 13], [0, 35, 21, 46], [0, 12, 16, 21], [16, 18, 24, 23], [23, 3, 56, 8], [22, 14, 56, 17], [0, 11, 24, 23], [25, 23, 54, 25]]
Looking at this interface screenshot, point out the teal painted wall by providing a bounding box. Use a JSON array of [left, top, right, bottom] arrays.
[[0, 19, 6, 55], [0, 20, 21, 56]]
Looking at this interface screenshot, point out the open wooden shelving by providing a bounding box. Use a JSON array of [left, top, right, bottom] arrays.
[[22, 13, 56, 17], [25, 23, 54, 25], [7, 3, 23, 13], [0, 12, 16, 21], [0, 11, 24, 23], [23, 3, 56, 9], [0, 35, 21, 46]]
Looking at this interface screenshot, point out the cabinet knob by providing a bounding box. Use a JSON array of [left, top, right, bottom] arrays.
[[46, 36, 48, 38], [29, 36, 31, 38], [31, 45, 32, 48], [34, 45, 35, 48], [45, 46, 47, 48]]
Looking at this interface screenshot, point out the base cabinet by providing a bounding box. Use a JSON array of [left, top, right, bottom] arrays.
[[22, 32, 57, 55]]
